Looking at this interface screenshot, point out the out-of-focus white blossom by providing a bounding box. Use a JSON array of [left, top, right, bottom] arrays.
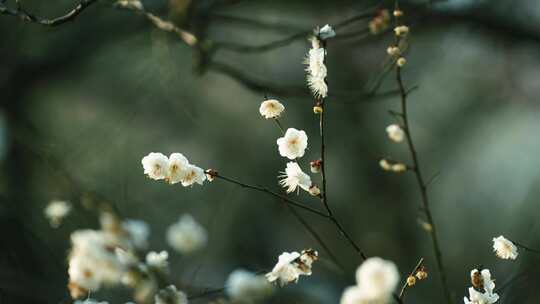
[[316, 24, 336, 40], [492, 236, 518, 260], [146, 250, 169, 270], [155, 285, 188, 304], [305, 36, 328, 98], [463, 269, 499, 304], [379, 159, 407, 173], [226, 269, 273, 302], [277, 128, 308, 160], [266, 250, 317, 286], [122, 219, 150, 249], [397, 57, 407, 67], [166, 214, 207, 254], [279, 162, 312, 194], [385, 124, 405, 142], [394, 25, 409, 36], [259, 99, 285, 119], [340, 257, 399, 304], [167, 153, 190, 184], [44, 200, 71, 228], [142, 152, 169, 180]]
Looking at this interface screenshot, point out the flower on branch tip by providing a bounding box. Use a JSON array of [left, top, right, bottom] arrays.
[[305, 36, 328, 98], [142, 152, 206, 186], [277, 128, 308, 160], [492, 236, 518, 260], [259, 99, 285, 119], [44, 200, 71, 228], [265, 249, 318, 286], [386, 124, 405, 142], [315, 24, 336, 40], [279, 162, 312, 194], [166, 214, 207, 254]]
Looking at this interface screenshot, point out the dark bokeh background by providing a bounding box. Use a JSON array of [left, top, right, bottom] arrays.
[[1, 0, 540, 303]]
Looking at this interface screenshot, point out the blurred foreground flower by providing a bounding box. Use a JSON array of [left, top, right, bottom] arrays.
[[155, 285, 188, 304], [166, 214, 207, 254], [44, 200, 71, 228], [226, 269, 273, 303]]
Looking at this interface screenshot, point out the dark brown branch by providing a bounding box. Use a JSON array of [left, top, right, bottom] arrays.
[[0, 0, 99, 26], [511, 240, 540, 255]]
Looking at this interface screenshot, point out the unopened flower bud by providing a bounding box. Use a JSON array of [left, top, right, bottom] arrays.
[[386, 124, 405, 142], [310, 160, 322, 173], [205, 169, 218, 181], [397, 57, 407, 67], [313, 101, 323, 114], [379, 159, 392, 171], [394, 25, 409, 36], [407, 275, 416, 286], [387, 46, 400, 57], [391, 163, 407, 173], [393, 10, 403, 17], [309, 185, 321, 197]]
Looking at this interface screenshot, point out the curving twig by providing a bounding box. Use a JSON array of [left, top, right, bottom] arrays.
[[0, 0, 99, 26]]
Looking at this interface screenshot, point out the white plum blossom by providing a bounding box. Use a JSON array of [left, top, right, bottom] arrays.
[[279, 162, 312, 193], [181, 164, 206, 187], [305, 36, 328, 98], [146, 250, 169, 270], [226, 269, 273, 302], [167, 153, 190, 184], [122, 219, 150, 249], [276, 128, 308, 159], [44, 200, 71, 228], [386, 124, 405, 142], [492, 236, 518, 260], [259, 99, 285, 119], [155, 285, 188, 304], [316, 24, 336, 40], [265, 250, 317, 286], [166, 214, 208, 254], [463, 269, 499, 304], [340, 257, 399, 304], [142, 152, 169, 180]]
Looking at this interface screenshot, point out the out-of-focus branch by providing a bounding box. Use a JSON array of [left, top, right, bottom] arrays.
[[0, 0, 99, 26]]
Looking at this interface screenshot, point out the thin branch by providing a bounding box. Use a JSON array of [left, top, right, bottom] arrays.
[[0, 0, 99, 26], [399, 258, 425, 300], [511, 240, 540, 255], [208, 171, 330, 219], [393, 4, 452, 303]]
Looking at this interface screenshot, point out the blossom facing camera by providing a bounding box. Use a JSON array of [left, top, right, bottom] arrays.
[[279, 162, 312, 194], [142, 152, 169, 180], [167, 153, 189, 184], [259, 99, 285, 119], [277, 128, 308, 159], [44, 200, 71, 228], [226, 269, 273, 302], [386, 124, 405, 142], [492, 236, 518, 260], [180, 164, 206, 187], [166, 214, 207, 254]]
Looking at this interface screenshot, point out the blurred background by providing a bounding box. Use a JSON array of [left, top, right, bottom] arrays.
[[1, 0, 540, 303]]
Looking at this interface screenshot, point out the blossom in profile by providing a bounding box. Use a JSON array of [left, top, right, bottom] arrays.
[[180, 164, 206, 187], [266, 250, 317, 286], [279, 162, 312, 193], [492, 235, 518, 260], [464, 268, 499, 304], [226, 269, 273, 302], [305, 36, 328, 98], [166, 214, 207, 254], [155, 285, 188, 304], [259, 99, 285, 119], [167, 153, 190, 184], [146, 251, 169, 270], [277, 128, 308, 159], [316, 24, 336, 40], [385, 124, 405, 142], [44, 200, 71, 228], [142, 152, 169, 180]]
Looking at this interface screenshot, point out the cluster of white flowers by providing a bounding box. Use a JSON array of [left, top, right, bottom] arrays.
[[265, 249, 318, 286], [142, 152, 206, 186], [305, 26, 332, 98], [155, 285, 189, 304], [463, 269, 499, 304], [259, 99, 285, 119], [340, 257, 399, 304], [492, 235, 518, 260], [44, 200, 72, 228], [166, 214, 207, 254], [226, 269, 273, 303]]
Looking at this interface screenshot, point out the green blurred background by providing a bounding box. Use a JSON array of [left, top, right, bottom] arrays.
[[1, 0, 540, 303]]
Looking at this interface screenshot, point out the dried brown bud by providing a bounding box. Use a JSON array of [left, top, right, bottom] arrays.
[[310, 159, 322, 173], [407, 275, 417, 286], [205, 169, 218, 181]]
